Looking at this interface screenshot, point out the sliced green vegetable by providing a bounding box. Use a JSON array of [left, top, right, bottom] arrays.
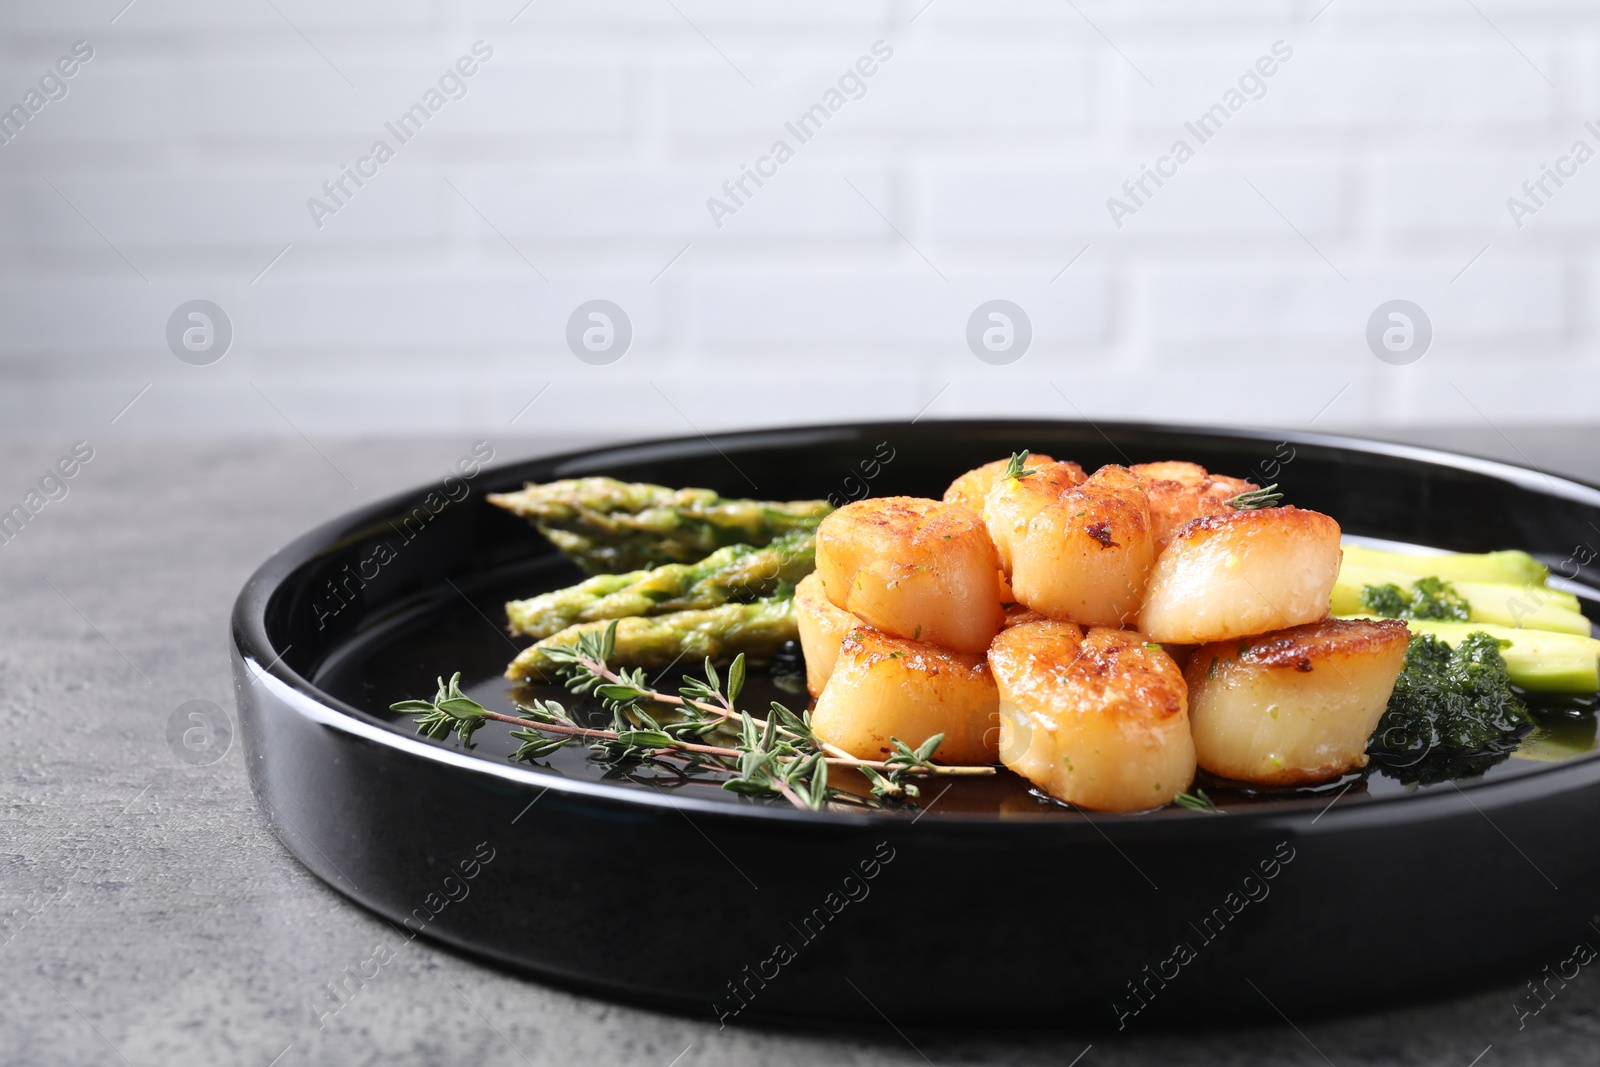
[[1338, 615, 1600, 693], [1340, 545, 1549, 587], [1333, 562, 1589, 636], [1450, 582, 1591, 636]]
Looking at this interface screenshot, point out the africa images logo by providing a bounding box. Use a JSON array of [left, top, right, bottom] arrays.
[[705, 41, 894, 229], [0, 40, 94, 148], [305, 41, 494, 229], [1106, 40, 1294, 228]]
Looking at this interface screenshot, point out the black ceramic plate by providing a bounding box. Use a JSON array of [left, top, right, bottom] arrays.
[[232, 420, 1600, 1032]]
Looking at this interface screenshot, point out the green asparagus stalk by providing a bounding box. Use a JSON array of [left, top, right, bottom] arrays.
[[507, 598, 798, 682], [506, 532, 816, 639], [487, 476, 833, 574]]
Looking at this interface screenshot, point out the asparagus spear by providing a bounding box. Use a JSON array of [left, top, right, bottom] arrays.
[[506, 532, 816, 639], [507, 598, 798, 682], [487, 476, 833, 574]]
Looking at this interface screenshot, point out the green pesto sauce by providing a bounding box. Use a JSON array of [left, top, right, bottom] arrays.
[[1368, 632, 1532, 784], [1360, 576, 1472, 622]]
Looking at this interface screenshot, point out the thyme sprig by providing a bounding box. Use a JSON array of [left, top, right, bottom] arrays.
[[1230, 483, 1283, 510], [393, 622, 994, 812], [396, 673, 494, 746], [396, 673, 741, 763], [1003, 450, 1037, 480], [1173, 788, 1220, 813], [543, 624, 989, 791]]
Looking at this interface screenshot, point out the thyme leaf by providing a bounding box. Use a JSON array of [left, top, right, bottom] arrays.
[[1173, 788, 1220, 813], [1004, 450, 1037, 480], [1230, 483, 1283, 510]]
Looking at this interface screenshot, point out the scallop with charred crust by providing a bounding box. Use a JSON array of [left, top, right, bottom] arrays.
[[979, 460, 1088, 574], [1185, 617, 1411, 786], [1009, 464, 1156, 628], [815, 497, 1005, 654], [794, 572, 858, 698], [811, 627, 999, 765], [944, 453, 1066, 514], [1139, 506, 1342, 644], [1130, 461, 1259, 548], [989, 622, 1195, 812]]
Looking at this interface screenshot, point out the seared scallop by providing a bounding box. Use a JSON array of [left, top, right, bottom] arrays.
[[811, 627, 999, 765], [1009, 465, 1156, 628], [1185, 617, 1410, 785], [1139, 506, 1342, 644], [989, 621, 1195, 812], [1130, 461, 1259, 548], [815, 497, 1005, 654], [980, 460, 1088, 574], [944, 453, 1068, 514], [794, 572, 857, 698]]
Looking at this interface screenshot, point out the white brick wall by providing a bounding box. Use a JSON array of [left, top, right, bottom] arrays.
[[1, 0, 1597, 437]]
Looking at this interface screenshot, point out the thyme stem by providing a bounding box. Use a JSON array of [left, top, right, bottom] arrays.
[[472, 707, 737, 758], [470, 703, 990, 777]]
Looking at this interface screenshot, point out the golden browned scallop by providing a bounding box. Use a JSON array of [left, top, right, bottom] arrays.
[[1009, 465, 1157, 628], [794, 572, 858, 698], [944, 453, 1066, 514], [1138, 506, 1342, 644], [1130, 462, 1259, 548], [811, 627, 999, 765], [989, 621, 1194, 812], [979, 461, 1088, 574], [815, 497, 1005, 654], [1185, 618, 1410, 785]]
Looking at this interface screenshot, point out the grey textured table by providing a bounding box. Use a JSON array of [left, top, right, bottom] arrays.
[[5, 427, 1600, 1067]]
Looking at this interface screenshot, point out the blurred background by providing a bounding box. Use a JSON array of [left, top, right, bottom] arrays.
[[0, 0, 1596, 438]]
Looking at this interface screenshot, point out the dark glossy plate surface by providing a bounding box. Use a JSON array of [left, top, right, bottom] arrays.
[[232, 420, 1600, 1030]]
